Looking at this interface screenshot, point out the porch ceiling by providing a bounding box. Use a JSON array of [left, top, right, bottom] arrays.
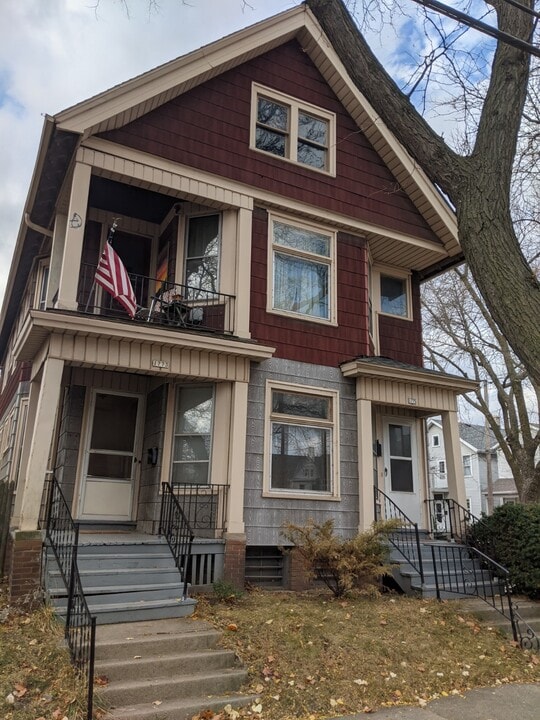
[[14, 310, 275, 383]]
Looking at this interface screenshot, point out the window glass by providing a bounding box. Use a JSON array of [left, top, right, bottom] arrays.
[[172, 386, 214, 485], [438, 461, 446, 474], [433, 434, 440, 447], [269, 388, 334, 494], [185, 215, 220, 295], [390, 458, 414, 492], [272, 220, 332, 321], [381, 275, 407, 317], [389, 423, 411, 458], [463, 454, 472, 476], [257, 97, 289, 131]]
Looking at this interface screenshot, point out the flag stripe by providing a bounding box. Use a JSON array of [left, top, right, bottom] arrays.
[[95, 243, 137, 318]]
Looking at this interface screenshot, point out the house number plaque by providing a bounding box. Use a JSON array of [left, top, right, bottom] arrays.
[[152, 359, 169, 369]]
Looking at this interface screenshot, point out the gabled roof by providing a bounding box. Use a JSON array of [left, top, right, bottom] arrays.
[[427, 418, 497, 452], [1, 3, 462, 353]]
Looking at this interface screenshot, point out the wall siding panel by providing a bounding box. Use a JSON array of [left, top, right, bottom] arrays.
[[101, 41, 439, 243]]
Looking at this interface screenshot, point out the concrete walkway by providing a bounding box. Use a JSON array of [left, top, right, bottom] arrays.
[[342, 683, 540, 720]]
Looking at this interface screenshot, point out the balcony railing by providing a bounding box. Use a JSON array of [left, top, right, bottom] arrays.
[[77, 263, 236, 335]]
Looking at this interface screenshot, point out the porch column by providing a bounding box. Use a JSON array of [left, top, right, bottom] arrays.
[[356, 395, 375, 532], [234, 208, 252, 339], [19, 357, 65, 531], [47, 213, 68, 307], [10, 378, 41, 527], [441, 410, 467, 507], [56, 161, 92, 311], [226, 379, 249, 534]]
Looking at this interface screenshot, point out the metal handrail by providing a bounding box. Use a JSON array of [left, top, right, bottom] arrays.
[[172, 482, 229, 534], [374, 486, 424, 584], [45, 476, 96, 720], [77, 263, 236, 334], [429, 542, 539, 652], [159, 482, 195, 597]]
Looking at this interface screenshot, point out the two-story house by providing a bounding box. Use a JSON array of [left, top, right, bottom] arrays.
[[427, 419, 498, 519], [0, 4, 477, 600]]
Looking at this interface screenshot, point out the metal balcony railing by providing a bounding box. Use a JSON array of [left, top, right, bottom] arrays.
[[77, 263, 236, 335]]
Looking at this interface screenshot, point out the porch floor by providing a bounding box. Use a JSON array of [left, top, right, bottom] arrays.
[[78, 532, 162, 545]]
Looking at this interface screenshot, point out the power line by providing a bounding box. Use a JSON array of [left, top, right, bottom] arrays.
[[409, 0, 540, 58], [498, 0, 540, 21]]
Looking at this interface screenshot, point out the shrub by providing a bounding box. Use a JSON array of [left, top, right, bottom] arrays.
[[468, 503, 540, 599], [281, 519, 400, 598], [212, 579, 244, 603]]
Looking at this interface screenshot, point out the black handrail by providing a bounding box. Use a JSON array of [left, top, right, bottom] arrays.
[[45, 476, 96, 720], [171, 483, 229, 534], [159, 482, 195, 598], [77, 263, 236, 335], [429, 542, 539, 652], [425, 498, 495, 555], [374, 486, 424, 584]]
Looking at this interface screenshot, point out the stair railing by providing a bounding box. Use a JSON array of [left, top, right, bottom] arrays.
[[45, 475, 96, 720], [374, 486, 424, 584], [429, 542, 539, 652], [159, 482, 195, 597]]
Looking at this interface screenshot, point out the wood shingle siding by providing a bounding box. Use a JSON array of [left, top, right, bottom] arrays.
[[101, 41, 440, 244]]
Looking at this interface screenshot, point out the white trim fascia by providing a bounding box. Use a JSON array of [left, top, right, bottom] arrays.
[[341, 360, 478, 393], [14, 310, 275, 363], [83, 137, 448, 258], [55, 7, 307, 133]]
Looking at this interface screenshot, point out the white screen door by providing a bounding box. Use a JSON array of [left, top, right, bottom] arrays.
[[78, 391, 142, 521], [383, 419, 420, 524]]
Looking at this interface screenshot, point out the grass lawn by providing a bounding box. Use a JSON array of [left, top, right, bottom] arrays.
[[195, 589, 540, 719], [0, 586, 90, 720]]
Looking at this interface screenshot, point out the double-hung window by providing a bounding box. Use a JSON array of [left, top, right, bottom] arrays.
[[270, 216, 334, 323], [184, 214, 220, 298], [265, 383, 339, 498], [171, 386, 214, 485], [462, 454, 472, 476], [252, 84, 335, 174]]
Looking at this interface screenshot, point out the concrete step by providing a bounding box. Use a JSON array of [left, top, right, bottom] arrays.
[[107, 693, 257, 720], [48, 566, 181, 589], [101, 668, 248, 706], [55, 596, 197, 625], [96, 648, 237, 681], [76, 552, 175, 569]]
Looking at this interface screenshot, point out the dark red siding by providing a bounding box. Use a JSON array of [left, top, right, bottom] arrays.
[[250, 208, 370, 366], [0, 362, 31, 420], [378, 278, 423, 366], [101, 41, 439, 243]]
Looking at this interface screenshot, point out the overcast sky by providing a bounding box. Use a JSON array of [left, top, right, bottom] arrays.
[[0, 0, 491, 310]]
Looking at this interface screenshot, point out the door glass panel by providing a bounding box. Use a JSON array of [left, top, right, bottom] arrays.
[[172, 386, 214, 485], [90, 394, 138, 452], [389, 424, 411, 458], [390, 459, 414, 492], [87, 453, 133, 479]]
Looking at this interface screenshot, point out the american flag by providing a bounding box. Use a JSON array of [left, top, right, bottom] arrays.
[[94, 241, 137, 318]]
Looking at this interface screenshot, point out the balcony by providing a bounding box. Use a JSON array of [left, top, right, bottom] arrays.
[[77, 263, 236, 335]]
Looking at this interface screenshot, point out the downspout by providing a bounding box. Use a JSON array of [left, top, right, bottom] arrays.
[[24, 214, 53, 238]]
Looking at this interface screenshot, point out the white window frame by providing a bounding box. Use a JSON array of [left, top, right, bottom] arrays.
[[263, 380, 340, 500], [34, 259, 50, 311], [372, 263, 413, 321], [463, 454, 472, 476], [170, 384, 215, 486], [267, 213, 337, 325], [183, 212, 222, 295], [250, 83, 336, 176], [438, 460, 446, 475], [432, 434, 440, 447]]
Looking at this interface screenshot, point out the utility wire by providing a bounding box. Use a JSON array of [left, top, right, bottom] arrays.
[[497, 0, 540, 21], [408, 0, 540, 57]]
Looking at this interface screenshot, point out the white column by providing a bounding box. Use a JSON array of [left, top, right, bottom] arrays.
[[357, 394, 375, 532], [441, 410, 467, 507], [56, 161, 92, 310], [10, 380, 41, 527], [226, 380, 249, 534], [234, 208, 252, 339], [19, 358, 65, 531]]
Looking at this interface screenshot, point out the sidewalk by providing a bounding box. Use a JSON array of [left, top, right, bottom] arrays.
[[342, 683, 540, 720]]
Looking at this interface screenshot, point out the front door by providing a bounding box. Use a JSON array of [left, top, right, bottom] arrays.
[[78, 391, 143, 521], [383, 419, 420, 524]]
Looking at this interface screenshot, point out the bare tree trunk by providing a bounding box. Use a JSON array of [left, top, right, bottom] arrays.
[[306, 0, 540, 386]]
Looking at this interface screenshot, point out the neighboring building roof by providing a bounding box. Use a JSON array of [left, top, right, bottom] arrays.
[[487, 477, 519, 495], [458, 423, 497, 452]]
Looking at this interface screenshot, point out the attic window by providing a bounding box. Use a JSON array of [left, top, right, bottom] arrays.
[[251, 84, 335, 174]]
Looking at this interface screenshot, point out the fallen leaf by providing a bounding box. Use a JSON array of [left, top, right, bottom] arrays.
[[354, 679, 368, 686], [251, 703, 262, 713], [94, 675, 109, 687], [227, 623, 238, 632], [152, 700, 163, 706], [133, 655, 142, 659]]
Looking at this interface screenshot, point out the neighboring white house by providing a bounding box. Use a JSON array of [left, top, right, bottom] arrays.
[[427, 419, 498, 517]]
